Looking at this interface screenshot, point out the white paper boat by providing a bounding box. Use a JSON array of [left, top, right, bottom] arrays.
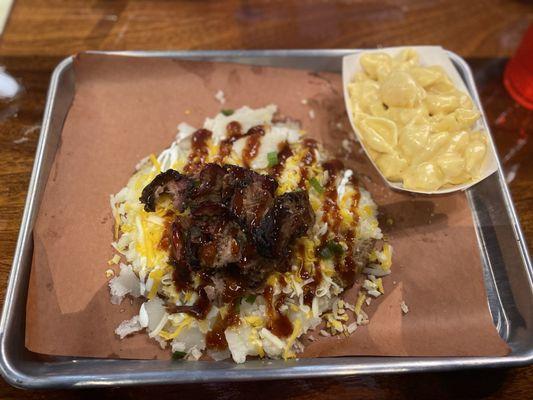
[[342, 46, 498, 195]]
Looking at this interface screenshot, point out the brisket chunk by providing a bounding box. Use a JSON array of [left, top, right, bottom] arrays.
[[141, 163, 314, 288], [139, 169, 192, 212], [253, 191, 315, 258]]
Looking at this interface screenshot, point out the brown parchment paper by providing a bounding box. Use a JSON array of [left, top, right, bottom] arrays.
[[25, 54, 509, 359]]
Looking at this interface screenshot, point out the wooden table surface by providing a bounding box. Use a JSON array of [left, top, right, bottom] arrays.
[[0, 0, 532, 398]]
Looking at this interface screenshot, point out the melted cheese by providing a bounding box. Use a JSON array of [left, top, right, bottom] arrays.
[[282, 319, 301, 359], [349, 48, 488, 191]]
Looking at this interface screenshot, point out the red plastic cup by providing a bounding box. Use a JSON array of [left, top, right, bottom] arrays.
[[504, 24, 533, 110]]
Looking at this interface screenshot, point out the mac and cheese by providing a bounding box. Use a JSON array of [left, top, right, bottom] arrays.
[[348, 49, 487, 191]]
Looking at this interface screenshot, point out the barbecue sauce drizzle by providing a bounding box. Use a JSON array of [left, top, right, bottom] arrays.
[[171, 286, 212, 319], [298, 138, 318, 189], [271, 141, 293, 178], [321, 159, 343, 236], [205, 276, 245, 350], [179, 123, 272, 349], [184, 129, 213, 173], [214, 121, 242, 164], [242, 126, 265, 168], [264, 285, 293, 338], [303, 158, 362, 305], [159, 124, 362, 351]]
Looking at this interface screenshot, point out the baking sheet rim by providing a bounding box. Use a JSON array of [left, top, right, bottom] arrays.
[[1, 49, 532, 389]]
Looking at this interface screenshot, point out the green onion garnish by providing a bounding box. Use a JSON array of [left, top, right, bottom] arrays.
[[267, 151, 279, 167], [221, 109, 234, 116], [309, 177, 324, 194], [172, 351, 187, 360], [244, 294, 257, 304], [320, 240, 345, 259]]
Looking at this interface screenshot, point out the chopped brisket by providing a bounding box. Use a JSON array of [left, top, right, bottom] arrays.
[[141, 163, 314, 288], [253, 191, 315, 258], [139, 169, 192, 212]]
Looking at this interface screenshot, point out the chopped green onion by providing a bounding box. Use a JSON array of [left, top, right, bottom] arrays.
[[320, 246, 333, 259], [172, 351, 187, 360], [267, 151, 279, 167], [244, 294, 257, 304], [320, 240, 344, 259], [221, 109, 234, 116], [309, 177, 324, 194]]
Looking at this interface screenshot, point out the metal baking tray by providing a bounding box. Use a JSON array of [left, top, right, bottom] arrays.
[[1, 50, 532, 389]]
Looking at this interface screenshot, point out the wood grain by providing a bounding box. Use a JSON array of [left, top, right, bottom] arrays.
[[1, 0, 532, 57], [0, 0, 532, 398]]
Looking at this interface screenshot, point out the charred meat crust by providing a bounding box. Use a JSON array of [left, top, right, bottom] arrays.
[[186, 216, 245, 270], [223, 164, 277, 230], [139, 169, 192, 212], [191, 163, 227, 206], [141, 163, 314, 288], [253, 191, 315, 258]]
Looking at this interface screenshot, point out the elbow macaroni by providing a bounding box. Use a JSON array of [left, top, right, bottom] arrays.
[[348, 49, 487, 191]]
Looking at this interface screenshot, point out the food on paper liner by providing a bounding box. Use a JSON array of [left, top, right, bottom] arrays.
[[109, 105, 392, 363]]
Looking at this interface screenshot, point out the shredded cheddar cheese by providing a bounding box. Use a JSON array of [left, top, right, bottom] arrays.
[[110, 105, 391, 364]]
